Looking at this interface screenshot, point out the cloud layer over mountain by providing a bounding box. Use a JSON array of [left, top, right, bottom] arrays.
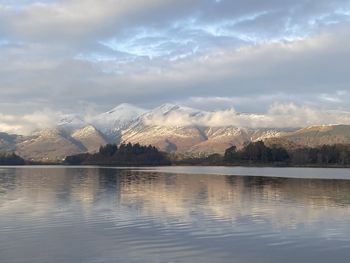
[[143, 103, 350, 129], [2, 103, 350, 135]]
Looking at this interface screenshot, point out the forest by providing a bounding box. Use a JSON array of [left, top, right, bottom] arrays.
[[1, 141, 350, 167], [223, 141, 350, 166], [171, 141, 350, 167], [64, 142, 171, 166]]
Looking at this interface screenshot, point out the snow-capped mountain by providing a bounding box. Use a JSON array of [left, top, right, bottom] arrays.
[[90, 103, 147, 141], [121, 104, 208, 152], [2, 103, 350, 161], [119, 104, 293, 154], [142, 103, 205, 119]]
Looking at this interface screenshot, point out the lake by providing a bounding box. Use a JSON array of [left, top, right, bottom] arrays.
[[1, 166, 350, 263]]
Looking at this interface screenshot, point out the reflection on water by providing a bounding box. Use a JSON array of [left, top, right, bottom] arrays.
[[1, 167, 350, 263]]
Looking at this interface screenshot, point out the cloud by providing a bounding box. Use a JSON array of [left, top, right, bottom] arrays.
[[143, 103, 350, 129], [0, 109, 63, 135], [0, 0, 349, 115], [0, 22, 349, 114], [0, 0, 200, 45], [2, 102, 350, 135]]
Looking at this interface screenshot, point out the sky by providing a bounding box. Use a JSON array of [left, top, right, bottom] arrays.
[[0, 0, 350, 133]]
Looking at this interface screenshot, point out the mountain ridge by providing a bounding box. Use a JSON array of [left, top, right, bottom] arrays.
[[1, 103, 350, 161]]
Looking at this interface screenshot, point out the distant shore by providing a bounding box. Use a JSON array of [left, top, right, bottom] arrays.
[[3, 163, 350, 169]]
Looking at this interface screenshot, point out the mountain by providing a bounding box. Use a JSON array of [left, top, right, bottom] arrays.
[[121, 104, 287, 154], [265, 125, 350, 149], [16, 128, 86, 161], [121, 104, 208, 152], [187, 128, 286, 155], [186, 127, 248, 155], [71, 125, 108, 152], [91, 103, 147, 142], [123, 125, 207, 152], [15, 125, 109, 162], [2, 103, 350, 161], [0, 132, 23, 152], [11, 104, 146, 161]]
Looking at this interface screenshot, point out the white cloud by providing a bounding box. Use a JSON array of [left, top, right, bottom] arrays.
[[3, 102, 350, 135], [0, 0, 349, 115], [143, 103, 350, 129], [0, 109, 62, 135]]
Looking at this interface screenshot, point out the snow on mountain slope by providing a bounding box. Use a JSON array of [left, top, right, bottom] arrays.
[[140, 103, 206, 126], [91, 103, 147, 141], [121, 104, 208, 152], [16, 125, 107, 161], [120, 104, 294, 154], [122, 124, 207, 152], [71, 125, 107, 152], [250, 129, 288, 142], [6, 103, 350, 160], [16, 128, 86, 161]]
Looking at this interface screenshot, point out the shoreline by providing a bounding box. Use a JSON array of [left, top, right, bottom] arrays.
[[2, 163, 350, 169]]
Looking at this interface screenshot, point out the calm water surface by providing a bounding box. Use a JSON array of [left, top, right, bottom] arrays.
[[1, 166, 350, 263]]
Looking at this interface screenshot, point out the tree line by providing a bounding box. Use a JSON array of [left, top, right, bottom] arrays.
[[2, 141, 350, 167], [223, 141, 350, 166], [0, 153, 25, 165], [64, 142, 171, 166]]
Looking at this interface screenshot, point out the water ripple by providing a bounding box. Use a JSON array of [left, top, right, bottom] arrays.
[[1, 167, 350, 263]]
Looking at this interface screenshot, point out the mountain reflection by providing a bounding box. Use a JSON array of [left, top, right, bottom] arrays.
[[1, 167, 350, 229], [2, 167, 350, 263]]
